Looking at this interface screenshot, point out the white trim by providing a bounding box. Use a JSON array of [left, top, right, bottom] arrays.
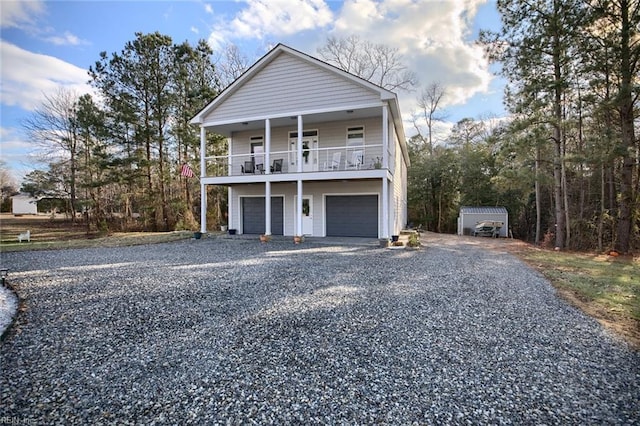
[[197, 102, 384, 129]]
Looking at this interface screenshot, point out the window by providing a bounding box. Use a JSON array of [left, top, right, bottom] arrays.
[[250, 136, 263, 153], [347, 126, 364, 146]]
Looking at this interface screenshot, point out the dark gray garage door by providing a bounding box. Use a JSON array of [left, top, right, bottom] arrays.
[[242, 197, 283, 235], [326, 195, 378, 237]]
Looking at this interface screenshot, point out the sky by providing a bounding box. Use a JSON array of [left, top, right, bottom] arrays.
[[0, 0, 506, 183]]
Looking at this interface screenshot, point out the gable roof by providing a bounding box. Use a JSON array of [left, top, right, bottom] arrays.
[[190, 44, 406, 140]]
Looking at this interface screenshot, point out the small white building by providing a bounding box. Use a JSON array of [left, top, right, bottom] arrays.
[[12, 194, 38, 215], [457, 206, 509, 238]]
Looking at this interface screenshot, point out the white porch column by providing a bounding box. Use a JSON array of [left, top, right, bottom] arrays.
[[265, 118, 271, 175], [296, 180, 303, 237], [297, 115, 303, 173], [382, 178, 389, 238], [265, 181, 272, 235], [200, 126, 207, 233], [296, 115, 303, 237], [228, 187, 233, 232], [382, 104, 389, 169]]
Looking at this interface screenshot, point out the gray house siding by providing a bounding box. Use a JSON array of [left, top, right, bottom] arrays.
[[230, 181, 383, 237], [204, 53, 381, 123], [230, 117, 385, 173]]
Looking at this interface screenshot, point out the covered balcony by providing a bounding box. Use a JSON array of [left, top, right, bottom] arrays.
[[199, 105, 396, 184]]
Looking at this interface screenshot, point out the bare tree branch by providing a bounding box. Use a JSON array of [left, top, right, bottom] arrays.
[[317, 35, 418, 92]]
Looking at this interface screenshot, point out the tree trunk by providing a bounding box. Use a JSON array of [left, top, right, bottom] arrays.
[[614, 0, 636, 254], [535, 146, 541, 245]]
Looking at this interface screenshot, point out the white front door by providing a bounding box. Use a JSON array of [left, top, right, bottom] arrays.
[[289, 137, 318, 172], [295, 196, 314, 235]]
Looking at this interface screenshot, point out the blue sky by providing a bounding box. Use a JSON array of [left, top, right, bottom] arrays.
[[1, 0, 505, 182]]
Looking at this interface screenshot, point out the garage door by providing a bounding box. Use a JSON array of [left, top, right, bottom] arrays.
[[242, 197, 283, 235], [326, 195, 378, 237]]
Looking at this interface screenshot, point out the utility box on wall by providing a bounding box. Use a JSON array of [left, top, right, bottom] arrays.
[[457, 206, 509, 238]]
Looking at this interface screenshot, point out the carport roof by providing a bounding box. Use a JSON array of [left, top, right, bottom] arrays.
[[460, 206, 508, 214]]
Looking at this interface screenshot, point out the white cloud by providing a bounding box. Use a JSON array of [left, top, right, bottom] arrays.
[[0, 40, 93, 111], [204, 0, 499, 136], [0, 0, 46, 29], [204, 3, 213, 14], [208, 0, 333, 48], [0, 126, 40, 181], [43, 31, 89, 46], [328, 0, 495, 136]]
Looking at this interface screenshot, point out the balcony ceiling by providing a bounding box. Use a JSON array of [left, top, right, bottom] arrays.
[[206, 106, 383, 137]]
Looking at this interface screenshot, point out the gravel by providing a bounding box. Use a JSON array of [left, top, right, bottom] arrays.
[[1, 236, 638, 424], [0, 284, 18, 338]]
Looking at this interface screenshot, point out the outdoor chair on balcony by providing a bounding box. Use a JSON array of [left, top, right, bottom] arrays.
[[324, 152, 341, 171], [256, 163, 264, 174], [271, 158, 283, 173], [347, 150, 363, 170], [242, 161, 255, 174]]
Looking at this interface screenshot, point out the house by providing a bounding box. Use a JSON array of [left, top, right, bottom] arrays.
[[190, 44, 409, 239], [11, 194, 38, 215], [457, 206, 509, 238]]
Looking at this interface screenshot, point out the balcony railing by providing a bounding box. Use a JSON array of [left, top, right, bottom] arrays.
[[204, 144, 384, 177]]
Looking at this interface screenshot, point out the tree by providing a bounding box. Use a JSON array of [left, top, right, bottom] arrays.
[[317, 35, 418, 91], [450, 119, 495, 207], [22, 88, 82, 219], [482, 0, 588, 249], [412, 82, 448, 156], [215, 43, 251, 89], [0, 160, 18, 213], [172, 39, 220, 230], [90, 32, 176, 231], [587, 0, 640, 253]]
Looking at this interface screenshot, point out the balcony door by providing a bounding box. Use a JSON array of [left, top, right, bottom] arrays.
[[289, 130, 318, 172]]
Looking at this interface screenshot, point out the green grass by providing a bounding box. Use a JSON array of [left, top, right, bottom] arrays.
[[522, 251, 639, 318]]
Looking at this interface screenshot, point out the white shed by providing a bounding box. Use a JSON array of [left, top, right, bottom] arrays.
[[12, 194, 38, 215], [457, 206, 509, 238]]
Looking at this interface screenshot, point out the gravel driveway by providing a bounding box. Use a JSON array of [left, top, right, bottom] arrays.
[[1, 236, 638, 424]]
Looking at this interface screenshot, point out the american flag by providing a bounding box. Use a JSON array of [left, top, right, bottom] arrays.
[[180, 163, 195, 178]]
